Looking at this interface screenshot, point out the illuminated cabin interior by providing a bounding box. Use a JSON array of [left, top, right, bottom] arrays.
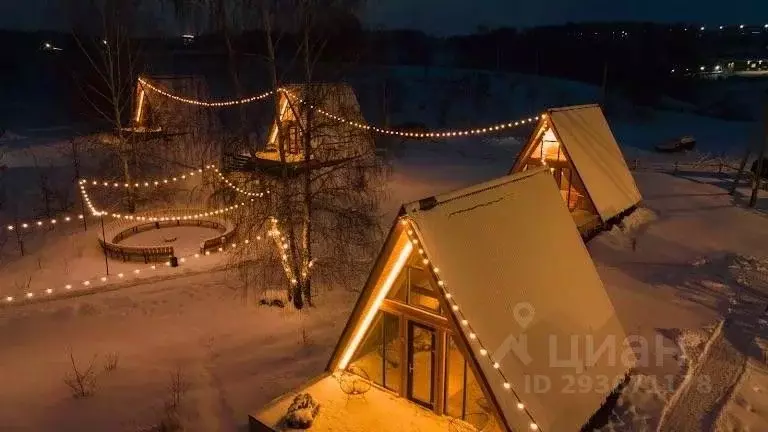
[[261, 90, 304, 162], [252, 83, 373, 169], [250, 169, 634, 432], [519, 123, 596, 216], [511, 104, 642, 233]]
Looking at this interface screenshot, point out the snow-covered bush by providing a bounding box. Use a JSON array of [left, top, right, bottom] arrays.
[[284, 393, 320, 429]]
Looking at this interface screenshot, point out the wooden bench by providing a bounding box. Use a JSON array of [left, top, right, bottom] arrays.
[[98, 209, 236, 263]]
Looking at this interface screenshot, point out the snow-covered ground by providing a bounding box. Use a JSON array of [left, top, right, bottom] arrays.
[[2, 142, 768, 430], [2, 70, 768, 431]]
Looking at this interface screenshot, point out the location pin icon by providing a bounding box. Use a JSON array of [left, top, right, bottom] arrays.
[[513, 302, 535, 329]]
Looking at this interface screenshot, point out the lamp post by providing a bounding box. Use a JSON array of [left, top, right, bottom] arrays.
[[100, 214, 109, 275], [70, 139, 87, 231]]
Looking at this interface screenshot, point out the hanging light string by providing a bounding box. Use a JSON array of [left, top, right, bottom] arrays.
[[3, 214, 87, 233], [401, 218, 542, 432], [213, 168, 264, 198], [139, 78, 542, 139], [78, 181, 256, 221], [83, 164, 264, 198], [281, 89, 541, 139], [138, 78, 274, 107], [83, 165, 212, 189], [4, 165, 262, 233], [2, 229, 265, 305]]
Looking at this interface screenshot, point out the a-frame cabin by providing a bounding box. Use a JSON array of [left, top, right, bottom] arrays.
[[249, 168, 634, 432], [510, 105, 641, 235], [242, 83, 374, 174]]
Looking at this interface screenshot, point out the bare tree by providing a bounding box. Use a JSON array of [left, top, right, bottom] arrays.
[[68, 0, 146, 213], [165, 0, 386, 309], [63, 351, 98, 398], [264, 0, 386, 309]]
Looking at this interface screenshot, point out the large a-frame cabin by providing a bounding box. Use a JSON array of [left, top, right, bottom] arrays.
[[249, 168, 634, 432], [510, 105, 642, 236]]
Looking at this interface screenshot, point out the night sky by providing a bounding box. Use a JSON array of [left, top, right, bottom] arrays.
[[1, 0, 767, 35]]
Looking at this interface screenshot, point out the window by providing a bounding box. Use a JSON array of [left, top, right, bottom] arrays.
[[444, 336, 491, 430], [349, 311, 401, 392], [387, 250, 443, 314]]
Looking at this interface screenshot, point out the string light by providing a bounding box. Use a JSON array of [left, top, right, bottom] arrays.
[[139, 77, 542, 140], [282, 88, 540, 139], [213, 168, 263, 197], [402, 218, 540, 432], [79, 182, 251, 221], [1, 228, 272, 306], [82, 166, 215, 189], [80, 164, 265, 201], [3, 213, 88, 232], [138, 78, 274, 107]]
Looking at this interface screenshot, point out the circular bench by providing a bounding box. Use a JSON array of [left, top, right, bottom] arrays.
[[98, 208, 236, 262]]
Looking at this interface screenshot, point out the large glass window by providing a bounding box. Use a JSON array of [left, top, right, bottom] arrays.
[[349, 311, 401, 392], [528, 128, 566, 163], [444, 336, 491, 430], [387, 251, 443, 314]]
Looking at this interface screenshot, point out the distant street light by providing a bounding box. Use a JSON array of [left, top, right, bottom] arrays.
[[42, 41, 62, 52]]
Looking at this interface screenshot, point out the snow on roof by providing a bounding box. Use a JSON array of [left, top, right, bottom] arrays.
[[282, 83, 367, 121], [403, 168, 634, 431], [547, 104, 642, 221]]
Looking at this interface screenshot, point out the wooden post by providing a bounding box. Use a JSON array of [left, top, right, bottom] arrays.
[[749, 94, 768, 207], [71, 139, 87, 231], [100, 215, 110, 275], [731, 138, 753, 195], [13, 220, 24, 257]]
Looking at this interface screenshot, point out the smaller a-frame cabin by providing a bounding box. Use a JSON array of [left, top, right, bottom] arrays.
[[246, 83, 374, 173], [510, 105, 641, 235], [249, 168, 634, 432], [131, 75, 214, 135]]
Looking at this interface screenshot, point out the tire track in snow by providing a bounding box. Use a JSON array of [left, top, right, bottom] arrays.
[[657, 320, 747, 432]]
